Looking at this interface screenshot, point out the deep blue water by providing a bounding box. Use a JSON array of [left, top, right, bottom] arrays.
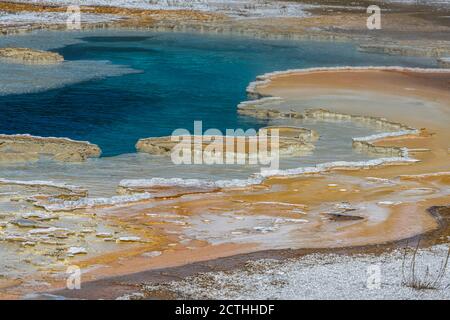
[[0, 31, 436, 156]]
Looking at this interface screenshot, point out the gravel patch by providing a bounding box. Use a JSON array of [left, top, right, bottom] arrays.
[[142, 245, 450, 299]]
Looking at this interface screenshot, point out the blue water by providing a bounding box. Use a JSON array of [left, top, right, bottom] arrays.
[[0, 31, 436, 156]]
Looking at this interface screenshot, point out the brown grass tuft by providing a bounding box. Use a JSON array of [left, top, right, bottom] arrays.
[[401, 239, 449, 290]]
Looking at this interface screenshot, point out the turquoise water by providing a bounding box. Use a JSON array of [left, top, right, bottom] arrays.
[[0, 31, 436, 156]]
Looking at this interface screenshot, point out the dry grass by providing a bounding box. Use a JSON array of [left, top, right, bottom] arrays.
[[401, 239, 450, 290]]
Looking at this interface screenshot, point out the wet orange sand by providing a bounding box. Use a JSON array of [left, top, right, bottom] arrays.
[[257, 69, 450, 176]]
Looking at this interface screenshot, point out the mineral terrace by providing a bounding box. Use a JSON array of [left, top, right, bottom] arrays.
[[0, 47, 63, 64], [0, 134, 101, 163], [136, 126, 319, 158]]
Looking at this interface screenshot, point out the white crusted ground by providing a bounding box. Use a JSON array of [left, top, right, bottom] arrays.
[[143, 245, 450, 300], [10, 0, 311, 19], [386, 0, 450, 7], [39, 192, 154, 211], [0, 11, 121, 26], [4, 0, 449, 27]]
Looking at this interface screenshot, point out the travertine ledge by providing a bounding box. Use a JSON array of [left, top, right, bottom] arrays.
[[0, 134, 101, 163], [0, 47, 63, 64], [136, 126, 318, 158], [245, 67, 450, 99], [239, 66, 450, 165], [238, 99, 418, 158], [358, 44, 450, 58]]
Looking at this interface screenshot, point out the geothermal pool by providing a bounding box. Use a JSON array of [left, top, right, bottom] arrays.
[[0, 30, 436, 154], [0, 30, 438, 195]]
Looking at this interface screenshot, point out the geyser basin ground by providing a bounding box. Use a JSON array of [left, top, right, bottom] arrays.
[[0, 30, 449, 299]]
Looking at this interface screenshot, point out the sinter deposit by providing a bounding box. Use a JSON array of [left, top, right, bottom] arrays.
[[136, 126, 318, 158], [0, 47, 63, 64], [0, 134, 101, 163]]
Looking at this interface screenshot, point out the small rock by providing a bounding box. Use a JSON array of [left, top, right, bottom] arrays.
[[2, 234, 29, 243], [142, 251, 162, 258], [334, 203, 356, 211], [253, 226, 276, 233], [28, 227, 67, 235], [10, 218, 45, 228], [377, 201, 402, 206], [0, 47, 64, 65], [116, 236, 141, 243], [21, 212, 58, 221], [80, 229, 95, 234], [40, 240, 62, 246], [51, 230, 72, 239], [274, 218, 308, 224], [67, 247, 87, 256], [146, 213, 158, 217], [326, 212, 364, 221], [21, 241, 36, 247], [0, 212, 11, 218], [96, 232, 113, 238]]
